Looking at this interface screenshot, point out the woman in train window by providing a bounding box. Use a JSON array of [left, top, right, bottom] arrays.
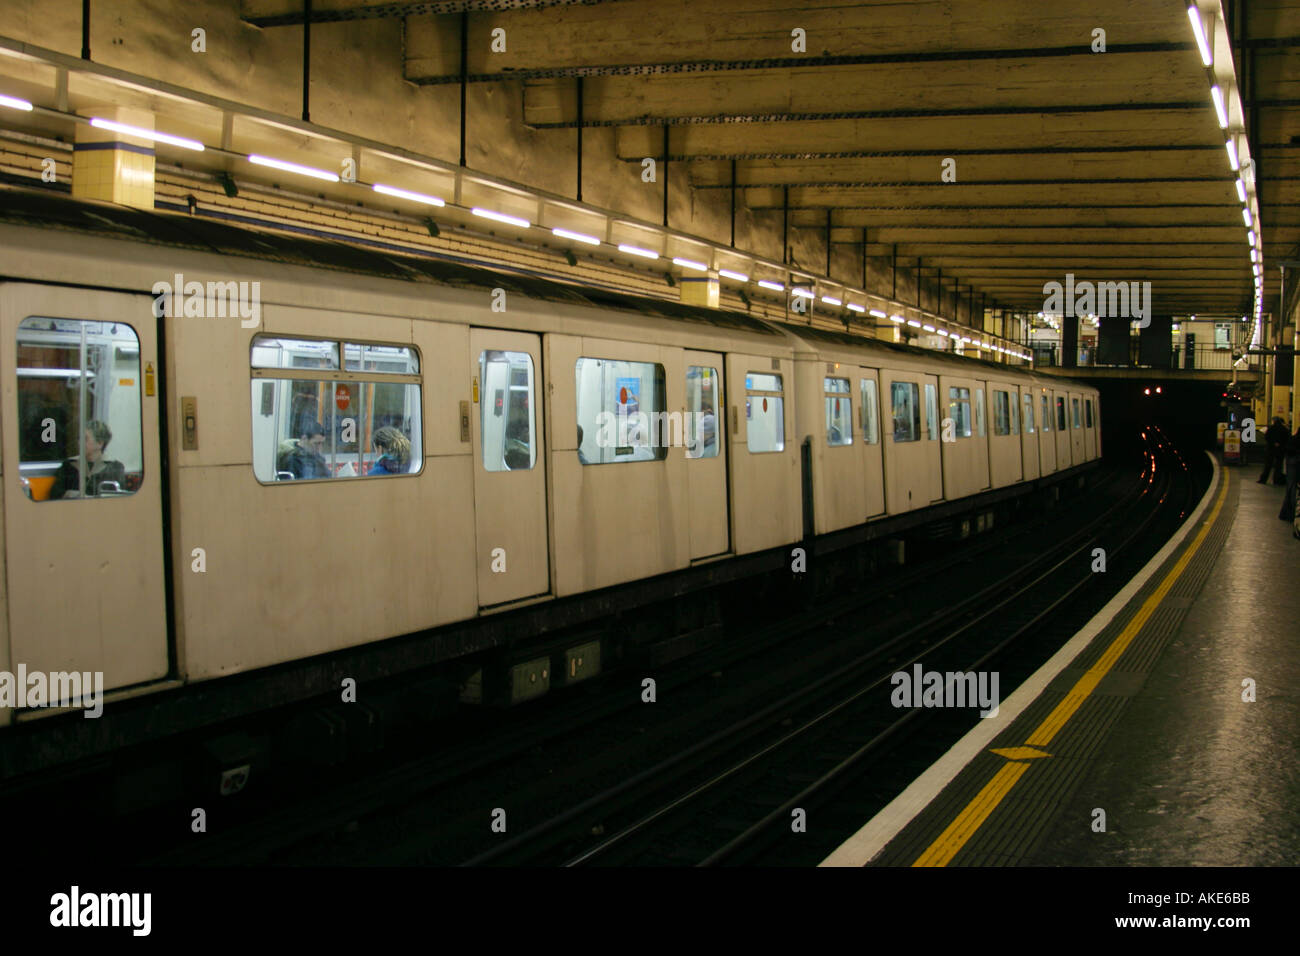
[[51, 420, 127, 499], [369, 426, 412, 475]]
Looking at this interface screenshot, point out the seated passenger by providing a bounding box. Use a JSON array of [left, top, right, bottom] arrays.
[[278, 422, 332, 479], [503, 419, 530, 470], [51, 420, 127, 499], [699, 404, 717, 452], [369, 426, 411, 475], [577, 425, 590, 465]]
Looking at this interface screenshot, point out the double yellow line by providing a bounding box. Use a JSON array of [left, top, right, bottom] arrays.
[[912, 469, 1231, 867]]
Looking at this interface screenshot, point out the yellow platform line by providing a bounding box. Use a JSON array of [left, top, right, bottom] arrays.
[[912, 469, 1230, 867]]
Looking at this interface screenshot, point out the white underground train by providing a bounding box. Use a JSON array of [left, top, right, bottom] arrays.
[[0, 187, 1099, 733]]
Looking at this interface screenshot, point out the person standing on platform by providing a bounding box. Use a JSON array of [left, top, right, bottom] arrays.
[[1258, 417, 1288, 485], [1279, 425, 1300, 524]]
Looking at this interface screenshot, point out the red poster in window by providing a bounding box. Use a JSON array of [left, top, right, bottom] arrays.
[[762, 397, 768, 412], [335, 384, 351, 411]]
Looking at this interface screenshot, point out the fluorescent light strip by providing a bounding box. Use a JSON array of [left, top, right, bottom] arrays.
[[1250, 249, 1257, 262], [1236, 178, 1246, 202], [373, 183, 445, 207], [822, 296, 842, 306], [757, 280, 784, 291], [1248, 230, 1255, 246], [618, 244, 659, 260], [1242, 206, 1252, 227], [1210, 85, 1228, 129], [890, 315, 905, 323], [846, 303, 865, 313], [472, 207, 531, 228], [1188, 5, 1212, 67], [922, 324, 936, 332], [1226, 138, 1239, 171], [673, 257, 707, 271], [0, 93, 33, 111], [248, 154, 339, 182], [718, 269, 749, 282], [552, 227, 599, 245], [869, 309, 887, 319], [937, 329, 949, 337], [89, 117, 204, 151], [907, 319, 922, 328], [791, 288, 814, 299]]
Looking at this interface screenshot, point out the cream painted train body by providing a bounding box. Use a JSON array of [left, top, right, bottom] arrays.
[[0, 188, 1099, 734]]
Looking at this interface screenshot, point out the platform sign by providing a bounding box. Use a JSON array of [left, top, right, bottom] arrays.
[[1224, 429, 1241, 463], [1216, 422, 1227, 446]]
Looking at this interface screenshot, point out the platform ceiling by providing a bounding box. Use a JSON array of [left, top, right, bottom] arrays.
[[242, 0, 1299, 318]]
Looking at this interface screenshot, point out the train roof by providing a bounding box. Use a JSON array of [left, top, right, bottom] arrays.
[[0, 184, 1093, 390]]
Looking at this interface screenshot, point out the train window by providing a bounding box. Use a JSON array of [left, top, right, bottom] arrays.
[[975, 388, 986, 437], [890, 382, 921, 443], [1023, 393, 1035, 434], [860, 378, 879, 445], [1009, 393, 1019, 435], [924, 383, 938, 441], [948, 387, 972, 438], [479, 350, 536, 471], [1041, 394, 1051, 432], [824, 378, 852, 446], [250, 334, 423, 482], [575, 357, 669, 463], [744, 372, 785, 454], [685, 366, 720, 459], [1086, 399, 1094, 428], [16, 317, 143, 501], [1072, 398, 1081, 429], [993, 390, 1011, 437], [1055, 396, 1067, 432]]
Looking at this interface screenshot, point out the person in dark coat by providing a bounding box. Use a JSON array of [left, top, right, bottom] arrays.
[[278, 422, 331, 479], [1258, 417, 1288, 485], [1279, 426, 1300, 522], [51, 420, 127, 498]]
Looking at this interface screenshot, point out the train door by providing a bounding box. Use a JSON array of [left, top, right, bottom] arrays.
[[1083, 394, 1099, 460], [1068, 390, 1086, 463], [881, 368, 928, 513], [1053, 389, 1072, 467], [1020, 388, 1040, 481], [1, 284, 169, 692], [856, 368, 885, 518], [922, 374, 943, 502], [1037, 389, 1056, 474], [725, 353, 799, 553], [683, 351, 728, 560], [470, 329, 549, 607]]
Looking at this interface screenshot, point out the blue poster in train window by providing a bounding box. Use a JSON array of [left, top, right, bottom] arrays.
[[614, 376, 641, 412]]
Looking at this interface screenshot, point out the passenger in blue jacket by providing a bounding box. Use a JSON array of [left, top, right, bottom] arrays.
[[369, 427, 411, 475]]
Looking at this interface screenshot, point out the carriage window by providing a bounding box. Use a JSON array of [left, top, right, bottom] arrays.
[[860, 378, 879, 444], [575, 357, 669, 463], [825, 377, 852, 446], [993, 390, 1011, 437], [1086, 399, 1094, 428], [16, 317, 143, 501], [1072, 398, 1081, 429], [1041, 394, 1051, 432], [975, 388, 986, 437], [251, 335, 422, 482], [1056, 396, 1067, 432], [685, 366, 720, 459], [948, 386, 972, 438], [744, 372, 785, 454], [925, 383, 938, 441], [1023, 393, 1035, 434], [1009, 393, 1019, 435], [479, 350, 536, 471], [890, 381, 921, 443]]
